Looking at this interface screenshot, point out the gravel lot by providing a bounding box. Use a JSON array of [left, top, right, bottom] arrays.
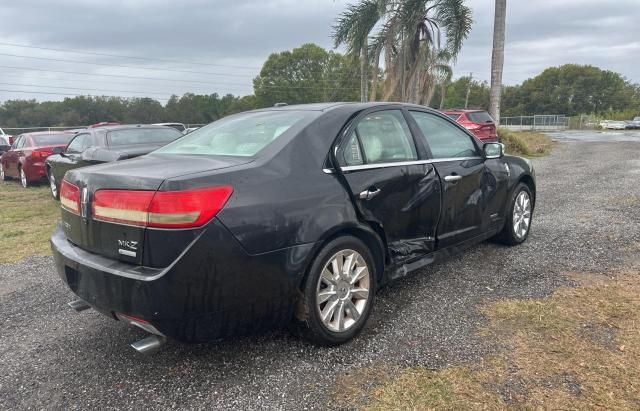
[[1, 137, 639, 410]]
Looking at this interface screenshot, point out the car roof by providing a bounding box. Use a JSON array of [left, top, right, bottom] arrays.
[[443, 109, 486, 113], [19, 131, 76, 137], [250, 102, 445, 114], [88, 124, 179, 132]]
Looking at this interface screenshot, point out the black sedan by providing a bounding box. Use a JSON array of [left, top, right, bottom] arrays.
[[45, 124, 183, 199], [51, 103, 535, 351]]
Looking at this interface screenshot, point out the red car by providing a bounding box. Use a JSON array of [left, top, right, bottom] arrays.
[[443, 109, 498, 142], [0, 131, 76, 188]]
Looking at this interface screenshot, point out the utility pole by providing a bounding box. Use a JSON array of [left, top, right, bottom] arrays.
[[464, 72, 473, 108]]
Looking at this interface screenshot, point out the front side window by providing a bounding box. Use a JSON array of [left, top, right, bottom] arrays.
[[155, 111, 316, 157], [66, 134, 89, 154], [410, 111, 479, 159], [354, 110, 417, 164]]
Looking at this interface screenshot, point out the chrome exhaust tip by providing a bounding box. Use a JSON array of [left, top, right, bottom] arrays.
[[131, 335, 166, 355], [68, 299, 91, 312]]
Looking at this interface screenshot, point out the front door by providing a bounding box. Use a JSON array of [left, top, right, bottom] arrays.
[[409, 110, 503, 248], [336, 109, 442, 263]]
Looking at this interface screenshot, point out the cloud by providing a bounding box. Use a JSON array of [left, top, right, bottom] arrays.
[[0, 0, 637, 104]]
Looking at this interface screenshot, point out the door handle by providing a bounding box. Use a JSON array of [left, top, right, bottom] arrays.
[[359, 187, 381, 200], [444, 175, 462, 183]]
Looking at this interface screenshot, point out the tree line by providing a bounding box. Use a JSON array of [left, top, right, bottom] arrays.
[[1, 46, 639, 130]]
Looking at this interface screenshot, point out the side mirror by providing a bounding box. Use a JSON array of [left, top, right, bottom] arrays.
[[52, 147, 64, 155], [483, 142, 504, 159]]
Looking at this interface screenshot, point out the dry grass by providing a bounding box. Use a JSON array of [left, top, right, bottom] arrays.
[[498, 128, 555, 157], [335, 271, 640, 410], [0, 180, 60, 263]]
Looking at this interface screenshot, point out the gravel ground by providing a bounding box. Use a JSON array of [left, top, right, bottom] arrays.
[[1, 138, 639, 410]]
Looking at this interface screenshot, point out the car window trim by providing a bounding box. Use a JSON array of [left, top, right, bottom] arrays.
[[324, 156, 482, 173]]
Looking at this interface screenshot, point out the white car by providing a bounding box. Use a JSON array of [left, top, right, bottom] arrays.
[[604, 121, 628, 130], [628, 117, 640, 129]]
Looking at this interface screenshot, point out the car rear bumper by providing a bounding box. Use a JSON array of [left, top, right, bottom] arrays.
[[51, 220, 316, 342], [23, 160, 47, 181]]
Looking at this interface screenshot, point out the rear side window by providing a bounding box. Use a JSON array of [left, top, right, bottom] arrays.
[[155, 111, 316, 157], [446, 113, 461, 121], [107, 128, 182, 146], [14, 136, 26, 149], [353, 110, 417, 164], [410, 111, 478, 159], [467, 111, 494, 123], [31, 134, 74, 147]]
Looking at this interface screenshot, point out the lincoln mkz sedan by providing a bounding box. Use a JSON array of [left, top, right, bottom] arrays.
[[52, 103, 535, 353]]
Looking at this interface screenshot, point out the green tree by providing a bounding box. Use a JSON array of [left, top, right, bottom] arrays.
[[253, 43, 360, 107], [432, 76, 490, 110]]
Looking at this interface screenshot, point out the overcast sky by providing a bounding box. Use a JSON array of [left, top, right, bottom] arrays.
[[0, 0, 638, 103]]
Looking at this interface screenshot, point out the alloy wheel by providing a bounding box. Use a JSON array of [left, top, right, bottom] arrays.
[[513, 191, 531, 239], [316, 249, 370, 333], [49, 173, 57, 198], [20, 168, 27, 188]]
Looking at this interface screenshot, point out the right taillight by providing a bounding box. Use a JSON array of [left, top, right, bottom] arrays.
[[92, 186, 233, 228], [60, 180, 81, 214]]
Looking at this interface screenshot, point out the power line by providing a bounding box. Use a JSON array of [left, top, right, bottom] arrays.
[[0, 52, 255, 78], [0, 81, 188, 97], [0, 65, 361, 90], [0, 41, 261, 70], [0, 88, 171, 101]]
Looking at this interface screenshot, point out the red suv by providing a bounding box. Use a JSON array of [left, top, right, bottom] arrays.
[[0, 131, 76, 188], [443, 109, 498, 142]]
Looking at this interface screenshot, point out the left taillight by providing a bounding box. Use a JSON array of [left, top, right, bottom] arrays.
[[32, 149, 52, 160], [60, 180, 81, 214], [92, 186, 233, 229]]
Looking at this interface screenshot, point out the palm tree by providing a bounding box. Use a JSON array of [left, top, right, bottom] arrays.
[[489, 0, 506, 124], [333, 0, 381, 102], [334, 0, 472, 105]]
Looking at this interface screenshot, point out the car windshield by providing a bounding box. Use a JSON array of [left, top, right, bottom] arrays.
[[107, 128, 182, 146], [31, 134, 75, 146], [155, 110, 315, 157], [468, 111, 494, 123], [0, 136, 8, 145]]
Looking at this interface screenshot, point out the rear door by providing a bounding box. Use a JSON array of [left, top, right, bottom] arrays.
[[409, 110, 502, 248], [336, 108, 442, 262], [5, 135, 25, 177]]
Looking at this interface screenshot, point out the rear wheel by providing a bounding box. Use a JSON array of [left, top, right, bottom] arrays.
[[299, 236, 376, 345], [495, 183, 533, 245], [19, 166, 28, 188], [48, 169, 59, 199]]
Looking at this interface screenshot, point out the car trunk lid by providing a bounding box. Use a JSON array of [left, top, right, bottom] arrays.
[[60, 154, 250, 265]]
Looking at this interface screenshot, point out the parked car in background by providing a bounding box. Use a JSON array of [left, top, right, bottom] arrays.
[[53, 103, 536, 351], [153, 122, 187, 133], [89, 122, 121, 128], [628, 117, 640, 129], [443, 109, 498, 141], [0, 128, 13, 145], [0, 131, 76, 188], [0, 135, 10, 156], [603, 120, 628, 130], [46, 124, 182, 199]]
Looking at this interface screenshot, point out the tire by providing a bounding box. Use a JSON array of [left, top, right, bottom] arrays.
[[0, 163, 7, 181], [299, 235, 376, 345], [19, 166, 28, 188], [495, 183, 533, 245], [48, 168, 59, 200]]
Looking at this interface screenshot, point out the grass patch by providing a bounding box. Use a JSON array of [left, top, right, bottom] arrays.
[[335, 271, 640, 409], [0, 180, 60, 263], [498, 128, 555, 157]]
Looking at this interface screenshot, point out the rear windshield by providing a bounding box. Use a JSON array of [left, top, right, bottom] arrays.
[[467, 111, 494, 123], [31, 134, 75, 146], [155, 110, 315, 157], [446, 113, 461, 121], [107, 128, 182, 146]]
